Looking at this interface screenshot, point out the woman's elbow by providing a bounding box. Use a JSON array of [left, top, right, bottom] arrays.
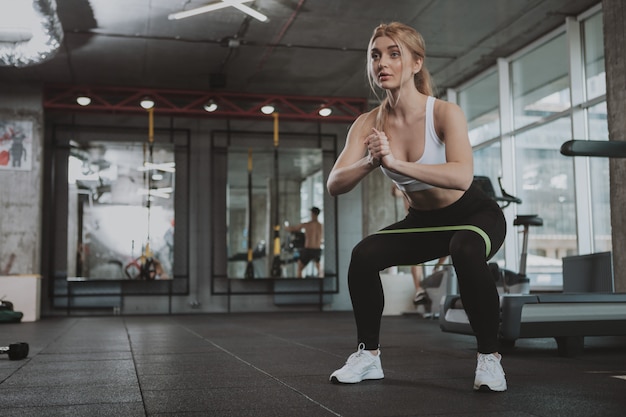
[[458, 171, 474, 191], [460, 178, 473, 191], [327, 181, 341, 197], [327, 177, 349, 196]]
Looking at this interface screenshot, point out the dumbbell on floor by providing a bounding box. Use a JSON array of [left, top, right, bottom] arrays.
[[0, 342, 29, 360]]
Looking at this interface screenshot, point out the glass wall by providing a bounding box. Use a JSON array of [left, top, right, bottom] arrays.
[[588, 103, 610, 252], [456, 5, 607, 290], [458, 71, 500, 146], [583, 12, 605, 101], [514, 118, 575, 287], [511, 33, 570, 130], [583, 12, 609, 252]]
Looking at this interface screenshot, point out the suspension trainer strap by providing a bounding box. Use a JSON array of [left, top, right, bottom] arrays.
[[375, 225, 491, 257]]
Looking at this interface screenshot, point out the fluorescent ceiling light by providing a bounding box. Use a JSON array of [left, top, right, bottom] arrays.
[[168, 1, 267, 23], [224, 0, 268, 22], [137, 187, 173, 199], [138, 162, 176, 173]]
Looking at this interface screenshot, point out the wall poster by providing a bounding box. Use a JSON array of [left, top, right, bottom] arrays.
[[0, 120, 33, 171]]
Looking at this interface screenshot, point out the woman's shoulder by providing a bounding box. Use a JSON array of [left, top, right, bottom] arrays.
[[433, 97, 463, 113], [432, 98, 466, 123], [356, 107, 379, 125], [349, 107, 378, 133]]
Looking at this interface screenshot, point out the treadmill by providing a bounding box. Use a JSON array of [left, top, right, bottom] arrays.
[[440, 141, 626, 357]]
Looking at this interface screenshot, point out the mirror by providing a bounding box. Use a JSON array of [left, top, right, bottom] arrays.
[[227, 146, 324, 278], [67, 140, 175, 280], [212, 130, 338, 282]]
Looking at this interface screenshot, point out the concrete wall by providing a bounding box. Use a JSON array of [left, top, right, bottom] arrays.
[[0, 84, 43, 278]]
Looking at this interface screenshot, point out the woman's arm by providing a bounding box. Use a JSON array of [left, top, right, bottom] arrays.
[[327, 111, 380, 196], [373, 101, 474, 191]]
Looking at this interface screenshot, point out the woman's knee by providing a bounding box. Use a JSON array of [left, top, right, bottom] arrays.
[[449, 232, 486, 265], [352, 237, 378, 260], [350, 237, 386, 270]]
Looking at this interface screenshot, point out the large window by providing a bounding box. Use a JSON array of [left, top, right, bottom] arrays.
[[511, 34, 570, 130], [458, 71, 500, 146], [583, 11, 610, 252], [588, 103, 610, 252], [514, 117, 575, 287], [456, 6, 607, 291], [583, 12, 606, 100]]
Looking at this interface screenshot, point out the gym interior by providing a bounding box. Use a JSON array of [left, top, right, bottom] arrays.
[[1, 0, 625, 415]]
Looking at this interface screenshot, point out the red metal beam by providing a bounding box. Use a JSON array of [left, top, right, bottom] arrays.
[[43, 85, 367, 123]]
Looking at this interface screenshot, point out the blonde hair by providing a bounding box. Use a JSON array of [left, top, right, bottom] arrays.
[[366, 22, 434, 130]]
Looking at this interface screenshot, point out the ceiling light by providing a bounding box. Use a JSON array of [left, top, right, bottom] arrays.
[[224, 0, 268, 22], [203, 100, 218, 112], [168, 1, 268, 23], [168, 1, 246, 20], [261, 104, 275, 115], [138, 161, 176, 173], [140, 97, 155, 109], [76, 95, 91, 106], [137, 187, 173, 199], [318, 107, 332, 117]]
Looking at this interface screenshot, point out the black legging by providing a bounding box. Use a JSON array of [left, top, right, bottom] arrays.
[[348, 183, 506, 353]]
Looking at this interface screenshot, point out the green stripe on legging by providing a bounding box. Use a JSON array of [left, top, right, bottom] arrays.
[[375, 225, 491, 257]]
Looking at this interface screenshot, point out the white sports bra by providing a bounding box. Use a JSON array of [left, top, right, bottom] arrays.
[[380, 96, 445, 192]]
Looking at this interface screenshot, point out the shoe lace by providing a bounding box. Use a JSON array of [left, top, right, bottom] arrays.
[[345, 343, 369, 365], [477, 354, 503, 376]]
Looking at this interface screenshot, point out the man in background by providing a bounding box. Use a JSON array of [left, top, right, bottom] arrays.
[[286, 207, 323, 278]]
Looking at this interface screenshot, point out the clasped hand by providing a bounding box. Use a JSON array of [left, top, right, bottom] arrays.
[[365, 128, 395, 168]]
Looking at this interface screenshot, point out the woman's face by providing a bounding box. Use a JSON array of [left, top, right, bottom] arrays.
[[370, 35, 417, 90]]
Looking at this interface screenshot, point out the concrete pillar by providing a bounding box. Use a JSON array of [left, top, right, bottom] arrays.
[[363, 168, 399, 235], [0, 85, 43, 277], [602, 0, 626, 292]]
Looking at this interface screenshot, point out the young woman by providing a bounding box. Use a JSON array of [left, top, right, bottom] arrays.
[[327, 22, 508, 392]]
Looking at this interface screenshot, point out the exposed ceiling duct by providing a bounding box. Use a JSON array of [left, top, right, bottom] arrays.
[[0, 0, 63, 67]]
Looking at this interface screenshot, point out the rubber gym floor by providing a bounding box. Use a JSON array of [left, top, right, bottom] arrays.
[[1, 311, 625, 416]]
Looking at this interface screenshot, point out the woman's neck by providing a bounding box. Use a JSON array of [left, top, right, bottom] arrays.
[[387, 89, 427, 122]]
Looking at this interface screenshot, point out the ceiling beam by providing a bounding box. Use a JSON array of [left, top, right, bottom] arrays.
[[43, 84, 367, 123]]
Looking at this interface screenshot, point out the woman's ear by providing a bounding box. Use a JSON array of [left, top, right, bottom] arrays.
[[413, 57, 423, 75]]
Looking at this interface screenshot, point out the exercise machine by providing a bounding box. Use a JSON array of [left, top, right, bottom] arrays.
[[441, 147, 626, 357], [473, 175, 541, 294]]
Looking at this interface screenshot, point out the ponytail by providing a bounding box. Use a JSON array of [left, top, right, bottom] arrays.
[[415, 65, 434, 96]]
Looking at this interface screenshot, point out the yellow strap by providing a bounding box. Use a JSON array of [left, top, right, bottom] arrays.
[[375, 225, 491, 257]]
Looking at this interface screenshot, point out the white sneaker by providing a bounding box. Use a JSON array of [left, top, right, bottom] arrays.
[[330, 343, 384, 384], [474, 353, 507, 392]]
